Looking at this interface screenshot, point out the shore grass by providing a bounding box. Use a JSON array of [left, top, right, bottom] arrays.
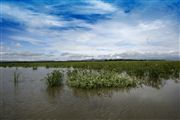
[[45, 70, 63, 87], [67, 69, 138, 89]]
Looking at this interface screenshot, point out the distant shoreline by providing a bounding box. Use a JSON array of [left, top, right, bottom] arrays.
[[1, 59, 179, 63]]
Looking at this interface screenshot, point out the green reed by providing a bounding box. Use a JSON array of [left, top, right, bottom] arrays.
[[45, 70, 63, 87]]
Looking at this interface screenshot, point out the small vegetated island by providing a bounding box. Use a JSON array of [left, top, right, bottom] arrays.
[[1, 60, 180, 89]]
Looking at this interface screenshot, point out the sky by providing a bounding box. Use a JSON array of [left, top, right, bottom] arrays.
[[0, 0, 180, 61]]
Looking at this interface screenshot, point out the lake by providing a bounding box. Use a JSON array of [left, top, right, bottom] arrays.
[[0, 67, 179, 120]]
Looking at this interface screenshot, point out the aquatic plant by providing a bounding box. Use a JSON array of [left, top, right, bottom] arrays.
[[67, 69, 137, 89], [14, 71, 20, 83], [45, 70, 63, 87]]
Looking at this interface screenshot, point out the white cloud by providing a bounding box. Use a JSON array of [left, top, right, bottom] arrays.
[[0, 45, 10, 53], [1, 3, 91, 29], [2, 50, 179, 61], [15, 43, 22, 48], [138, 20, 164, 31], [71, 0, 117, 15], [1, 51, 54, 61], [87, 0, 117, 13], [1, 3, 65, 28], [15, 16, 177, 59], [10, 36, 45, 45], [45, 18, 178, 55], [1, 1, 179, 60]]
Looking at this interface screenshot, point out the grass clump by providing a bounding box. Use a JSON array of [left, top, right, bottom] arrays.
[[67, 69, 137, 89], [45, 70, 63, 87]]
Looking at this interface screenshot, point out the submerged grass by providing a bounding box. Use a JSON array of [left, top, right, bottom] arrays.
[[68, 69, 137, 89], [45, 70, 63, 87]]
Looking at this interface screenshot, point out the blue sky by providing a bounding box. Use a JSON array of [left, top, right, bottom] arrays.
[[0, 0, 179, 61]]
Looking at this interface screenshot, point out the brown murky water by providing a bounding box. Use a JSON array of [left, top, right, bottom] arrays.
[[0, 67, 179, 120]]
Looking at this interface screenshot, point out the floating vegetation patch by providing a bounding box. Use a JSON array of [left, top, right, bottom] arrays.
[[45, 70, 63, 87], [67, 69, 138, 89]]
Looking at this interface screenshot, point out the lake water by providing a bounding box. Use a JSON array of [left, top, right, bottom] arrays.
[[0, 67, 179, 120]]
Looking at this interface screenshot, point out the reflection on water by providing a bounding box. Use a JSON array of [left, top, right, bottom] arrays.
[[0, 67, 180, 120], [46, 87, 63, 98], [71, 87, 133, 98], [142, 79, 166, 89]]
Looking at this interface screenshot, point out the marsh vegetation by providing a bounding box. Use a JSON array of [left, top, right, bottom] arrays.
[[2, 61, 179, 89], [2, 61, 179, 78], [67, 69, 137, 89], [45, 70, 63, 87]]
